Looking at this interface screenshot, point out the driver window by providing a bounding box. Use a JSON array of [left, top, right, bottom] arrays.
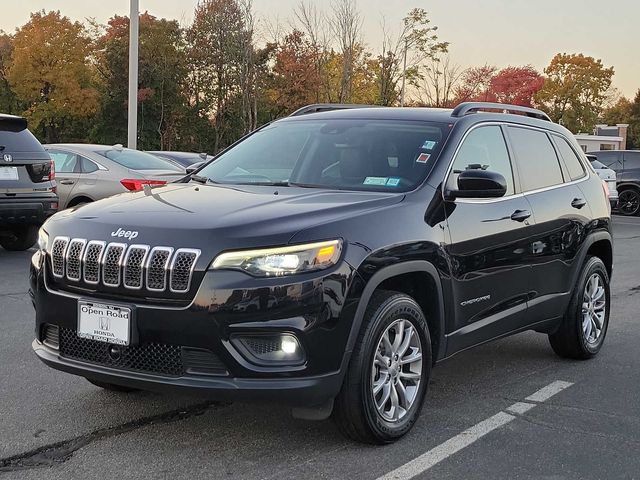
[[450, 125, 514, 196]]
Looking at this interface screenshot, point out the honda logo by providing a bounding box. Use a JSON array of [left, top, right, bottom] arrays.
[[99, 316, 111, 331], [3, 154, 12, 162]]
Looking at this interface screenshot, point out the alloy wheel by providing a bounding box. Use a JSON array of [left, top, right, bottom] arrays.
[[618, 190, 640, 216], [582, 273, 606, 344], [371, 319, 423, 423]]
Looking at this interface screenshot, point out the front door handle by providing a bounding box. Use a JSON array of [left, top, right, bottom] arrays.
[[510, 209, 531, 222], [59, 180, 75, 185], [571, 197, 587, 209]]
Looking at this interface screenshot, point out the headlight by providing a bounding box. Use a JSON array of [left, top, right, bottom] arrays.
[[37, 228, 49, 251], [211, 239, 342, 277]]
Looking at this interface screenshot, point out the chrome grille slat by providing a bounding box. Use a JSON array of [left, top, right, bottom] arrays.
[[170, 249, 201, 293], [49, 238, 198, 294], [65, 239, 86, 281], [146, 247, 173, 291], [51, 237, 69, 278], [102, 243, 126, 287], [123, 245, 150, 290], [83, 241, 106, 284]]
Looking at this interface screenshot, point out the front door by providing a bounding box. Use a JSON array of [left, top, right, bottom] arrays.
[[443, 124, 534, 354]]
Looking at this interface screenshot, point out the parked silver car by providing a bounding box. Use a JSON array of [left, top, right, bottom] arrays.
[[44, 144, 186, 209], [587, 154, 618, 209]]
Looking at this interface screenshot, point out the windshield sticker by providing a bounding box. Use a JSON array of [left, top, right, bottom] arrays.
[[386, 177, 401, 187], [416, 153, 430, 163], [422, 140, 436, 150], [363, 177, 388, 186]]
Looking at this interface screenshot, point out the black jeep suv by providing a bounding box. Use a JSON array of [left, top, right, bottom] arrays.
[[31, 103, 612, 443], [1, 114, 57, 250]]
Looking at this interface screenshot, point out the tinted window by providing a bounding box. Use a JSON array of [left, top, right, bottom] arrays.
[[81, 157, 99, 173], [552, 135, 585, 181], [49, 151, 79, 173], [0, 129, 45, 153], [590, 159, 607, 170], [449, 125, 514, 195], [100, 149, 184, 171], [623, 151, 640, 169], [592, 151, 623, 170], [508, 127, 563, 191], [198, 119, 450, 192]]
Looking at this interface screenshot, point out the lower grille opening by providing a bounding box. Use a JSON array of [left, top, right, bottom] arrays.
[[58, 328, 227, 377], [43, 324, 60, 349]]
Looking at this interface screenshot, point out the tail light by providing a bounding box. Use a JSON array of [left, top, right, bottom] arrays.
[[601, 180, 611, 213], [49, 160, 55, 181], [120, 179, 167, 191]]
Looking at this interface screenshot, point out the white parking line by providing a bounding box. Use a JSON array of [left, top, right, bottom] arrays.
[[377, 380, 574, 480]]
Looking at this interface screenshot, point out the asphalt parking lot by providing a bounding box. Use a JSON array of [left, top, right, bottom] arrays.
[[1, 216, 639, 479]]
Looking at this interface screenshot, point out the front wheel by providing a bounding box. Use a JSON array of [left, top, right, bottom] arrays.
[[617, 188, 640, 216], [0, 225, 39, 251], [333, 291, 431, 444], [549, 256, 610, 359]]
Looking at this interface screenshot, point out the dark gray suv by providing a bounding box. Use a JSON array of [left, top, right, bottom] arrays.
[[588, 150, 640, 216], [0, 114, 57, 250]]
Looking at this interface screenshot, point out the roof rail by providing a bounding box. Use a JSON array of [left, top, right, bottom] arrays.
[[451, 102, 551, 122], [289, 103, 378, 117]]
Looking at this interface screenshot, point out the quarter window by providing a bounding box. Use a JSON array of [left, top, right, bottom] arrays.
[[552, 135, 585, 181], [508, 127, 563, 191], [81, 157, 99, 173], [449, 125, 514, 196]]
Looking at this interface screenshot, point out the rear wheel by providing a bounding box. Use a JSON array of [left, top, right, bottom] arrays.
[[617, 188, 640, 216], [549, 256, 610, 359], [0, 225, 38, 251], [86, 378, 139, 393], [333, 290, 431, 444]]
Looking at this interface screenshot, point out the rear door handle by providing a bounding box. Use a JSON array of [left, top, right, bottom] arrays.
[[510, 209, 531, 222], [571, 198, 587, 209], [59, 180, 75, 185]]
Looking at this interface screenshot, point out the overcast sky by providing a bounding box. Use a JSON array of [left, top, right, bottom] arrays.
[[2, 0, 638, 98]]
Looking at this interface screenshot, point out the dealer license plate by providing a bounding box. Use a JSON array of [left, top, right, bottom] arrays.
[[0, 167, 19, 181], [77, 301, 131, 345]]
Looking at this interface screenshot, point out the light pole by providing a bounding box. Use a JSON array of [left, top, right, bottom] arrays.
[[127, 0, 139, 149]]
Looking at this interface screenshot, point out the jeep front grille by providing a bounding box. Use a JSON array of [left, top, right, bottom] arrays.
[[50, 236, 200, 294]]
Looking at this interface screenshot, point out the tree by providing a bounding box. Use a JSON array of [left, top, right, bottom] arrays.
[[8, 11, 98, 142], [535, 53, 614, 133], [629, 90, 640, 149], [452, 65, 497, 104], [488, 65, 544, 107], [0, 32, 17, 114], [413, 55, 462, 107], [330, 0, 362, 103], [600, 96, 632, 125]]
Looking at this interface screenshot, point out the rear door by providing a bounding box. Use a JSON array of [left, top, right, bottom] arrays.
[[0, 117, 52, 195], [443, 124, 534, 353], [621, 151, 640, 183], [47, 150, 81, 207], [507, 126, 592, 323]]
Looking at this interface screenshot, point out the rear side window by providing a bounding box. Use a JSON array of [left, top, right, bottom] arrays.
[[508, 127, 563, 191], [0, 129, 45, 153], [449, 125, 514, 195], [552, 135, 586, 181], [623, 151, 640, 169], [49, 151, 79, 173]]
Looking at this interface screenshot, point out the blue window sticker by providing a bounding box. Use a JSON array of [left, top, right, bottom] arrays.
[[363, 176, 388, 186], [422, 140, 436, 150], [386, 177, 401, 187]]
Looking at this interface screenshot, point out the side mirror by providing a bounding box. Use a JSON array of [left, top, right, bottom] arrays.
[[449, 169, 507, 199]]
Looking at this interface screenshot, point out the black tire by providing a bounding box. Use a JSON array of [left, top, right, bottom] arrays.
[[617, 188, 640, 216], [549, 256, 610, 359], [0, 225, 39, 251], [333, 290, 432, 444], [86, 378, 139, 393]]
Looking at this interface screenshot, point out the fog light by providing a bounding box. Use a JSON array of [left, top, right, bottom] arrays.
[[231, 334, 305, 366]]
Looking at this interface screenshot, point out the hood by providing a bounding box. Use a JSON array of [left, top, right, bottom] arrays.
[[44, 183, 404, 254]]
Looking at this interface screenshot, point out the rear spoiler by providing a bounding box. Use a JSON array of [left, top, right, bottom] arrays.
[[0, 114, 28, 132]]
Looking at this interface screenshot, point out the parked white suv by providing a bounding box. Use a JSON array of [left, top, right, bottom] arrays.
[[587, 154, 618, 209]]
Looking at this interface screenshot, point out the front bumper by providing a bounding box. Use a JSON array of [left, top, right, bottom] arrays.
[[0, 194, 58, 226], [33, 339, 343, 405], [31, 255, 358, 405]]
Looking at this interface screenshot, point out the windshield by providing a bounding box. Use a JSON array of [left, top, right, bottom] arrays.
[[99, 149, 184, 171], [197, 119, 450, 192]]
